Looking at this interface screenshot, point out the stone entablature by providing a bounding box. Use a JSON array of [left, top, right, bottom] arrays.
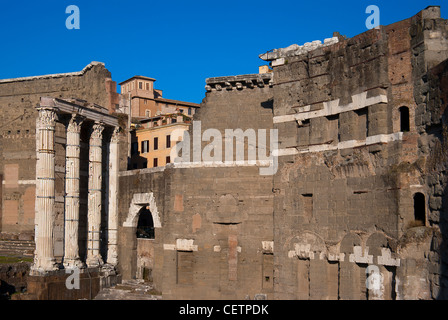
[[205, 73, 273, 92]]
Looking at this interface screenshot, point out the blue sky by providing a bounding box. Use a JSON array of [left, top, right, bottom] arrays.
[[0, 0, 446, 104]]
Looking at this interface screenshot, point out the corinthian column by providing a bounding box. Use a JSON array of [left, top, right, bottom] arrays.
[[86, 121, 105, 267], [31, 107, 59, 273], [63, 114, 85, 269], [106, 127, 120, 267]]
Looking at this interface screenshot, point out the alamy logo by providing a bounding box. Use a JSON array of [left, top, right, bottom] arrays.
[[170, 121, 278, 175], [66, 5, 80, 30], [365, 5, 380, 30], [65, 267, 80, 290]]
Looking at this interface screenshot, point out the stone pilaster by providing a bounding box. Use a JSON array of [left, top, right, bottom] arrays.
[[86, 121, 105, 267], [105, 127, 120, 267], [31, 107, 59, 274], [63, 114, 85, 269]]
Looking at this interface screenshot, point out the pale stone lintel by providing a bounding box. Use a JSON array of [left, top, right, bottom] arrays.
[[262, 241, 274, 253], [163, 239, 198, 252], [119, 161, 275, 176], [327, 253, 345, 262], [349, 246, 374, 264], [2, 180, 36, 185], [274, 132, 403, 156], [377, 248, 400, 267], [271, 58, 286, 67], [171, 160, 274, 169], [273, 92, 388, 124], [288, 244, 314, 259]]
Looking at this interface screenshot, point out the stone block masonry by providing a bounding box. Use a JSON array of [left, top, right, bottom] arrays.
[[115, 6, 448, 300], [2, 6, 448, 301]]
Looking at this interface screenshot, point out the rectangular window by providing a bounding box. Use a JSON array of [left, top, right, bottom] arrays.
[[188, 108, 192, 115], [153, 158, 158, 168], [355, 107, 368, 140], [146, 83, 150, 91], [166, 156, 171, 164], [262, 253, 274, 290], [166, 135, 171, 148], [301, 194, 313, 222], [154, 137, 158, 150], [141, 140, 149, 153], [139, 81, 143, 89]]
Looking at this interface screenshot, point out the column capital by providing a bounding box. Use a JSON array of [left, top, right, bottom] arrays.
[[90, 121, 105, 140], [110, 126, 120, 143], [37, 107, 57, 129], [67, 114, 85, 134]]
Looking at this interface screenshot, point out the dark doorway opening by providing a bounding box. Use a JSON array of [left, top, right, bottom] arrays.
[[399, 106, 410, 132], [136, 207, 154, 239], [413, 192, 426, 226]]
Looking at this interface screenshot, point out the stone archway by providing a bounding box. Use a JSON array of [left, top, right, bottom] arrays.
[[121, 193, 161, 280], [123, 193, 161, 229]]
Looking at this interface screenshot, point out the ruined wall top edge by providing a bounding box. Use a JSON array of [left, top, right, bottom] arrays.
[[259, 37, 339, 62], [0, 61, 106, 84]]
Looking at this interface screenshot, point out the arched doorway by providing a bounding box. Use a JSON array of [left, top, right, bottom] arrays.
[[136, 206, 155, 281], [121, 193, 161, 281], [136, 206, 155, 239]]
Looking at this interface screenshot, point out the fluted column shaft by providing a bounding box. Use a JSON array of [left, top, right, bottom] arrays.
[[106, 127, 120, 266], [63, 114, 84, 269], [86, 122, 105, 267], [31, 107, 59, 273]]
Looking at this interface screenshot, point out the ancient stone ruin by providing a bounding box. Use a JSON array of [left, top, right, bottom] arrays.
[[0, 6, 448, 300]]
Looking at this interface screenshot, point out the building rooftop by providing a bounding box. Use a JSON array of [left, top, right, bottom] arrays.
[[119, 75, 157, 85]]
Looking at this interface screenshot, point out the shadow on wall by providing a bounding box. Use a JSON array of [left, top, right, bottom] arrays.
[[439, 181, 448, 299], [434, 111, 448, 299]]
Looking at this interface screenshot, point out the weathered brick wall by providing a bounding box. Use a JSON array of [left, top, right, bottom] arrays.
[[159, 82, 274, 299], [117, 81, 276, 299], [117, 7, 448, 300], [271, 6, 448, 300], [117, 168, 166, 290]]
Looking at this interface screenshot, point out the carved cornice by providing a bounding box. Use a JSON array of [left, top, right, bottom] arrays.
[[205, 73, 273, 92]]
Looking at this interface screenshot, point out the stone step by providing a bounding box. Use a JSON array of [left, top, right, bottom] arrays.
[[94, 279, 162, 300], [0, 240, 35, 257]]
